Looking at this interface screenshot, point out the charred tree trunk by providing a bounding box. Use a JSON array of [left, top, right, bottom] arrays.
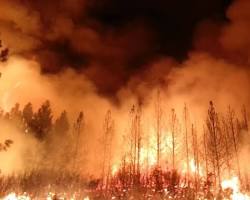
[[228, 107, 241, 182], [155, 90, 162, 167], [222, 118, 232, 177], [183, 104, 190, 184], [207, 101, 222, 188], [129, 105, 142, 186], [171, 109, 177, 170], [191, 124, 200, 193], [101, 110, 114, 192], [203, 126, 208, 179], [73, 111, 84, 171]]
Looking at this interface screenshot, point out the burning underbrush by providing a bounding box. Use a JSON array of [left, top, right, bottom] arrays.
[[0, 168, 249, 200]]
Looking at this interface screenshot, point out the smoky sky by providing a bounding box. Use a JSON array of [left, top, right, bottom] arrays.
[[0, 0, 233, 96]]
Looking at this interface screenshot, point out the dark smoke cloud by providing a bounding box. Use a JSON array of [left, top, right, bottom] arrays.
[[0, 0, 232, 96], [194, 0, 250, 67]]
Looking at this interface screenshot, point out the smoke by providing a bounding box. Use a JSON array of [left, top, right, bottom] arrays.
[[0, 119, 39, 175]]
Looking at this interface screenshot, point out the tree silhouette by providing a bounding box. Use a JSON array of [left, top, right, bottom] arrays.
[[54, 110, 70, 136], [22, 102, 34, 133], [206, 101, 227, 187], [30, 100, 53, 140]]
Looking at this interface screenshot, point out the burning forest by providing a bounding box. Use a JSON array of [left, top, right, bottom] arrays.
[[1, 0, 250, 199]]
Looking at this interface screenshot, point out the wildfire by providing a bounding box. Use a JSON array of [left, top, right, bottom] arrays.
[[111, 164, 119, 176], [2, 192, 30, 200], [189, 159, 203, 176], [2, 193, 91, 200], [221, 176, 250, 200]]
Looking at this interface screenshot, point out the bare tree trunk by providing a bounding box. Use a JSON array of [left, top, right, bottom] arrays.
[[136, 110, 142, 184], [241, 105, 249, 189], [242, 105, 248, 130], [184, 104, 190, 185], [222, 118, 232, 177], [129, 105, 135, 186], [171, 109, 177, 170], [212, 118, 221, 187], [129, 105, 142, 186], [155, 90, 162, 167], [102, 110, 114, 192], [73, 111, 84, 171], [207, 102, 221, 188], [133, 116, 137, 182], [228, 107, 241, 182], [203, 126, 208, 179], [191, 124, 199, 194]]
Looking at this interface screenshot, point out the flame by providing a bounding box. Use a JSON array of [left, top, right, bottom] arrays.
[[182, 158, 204, 177], [2, 193, 90, 200], [221, 176, 250, 200], [3, 193, 30, 200], [189, 159, 203, 176], [111, 164, 119, 176]]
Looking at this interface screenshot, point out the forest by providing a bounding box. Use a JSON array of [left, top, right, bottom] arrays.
[[0, 97, 249, 200]]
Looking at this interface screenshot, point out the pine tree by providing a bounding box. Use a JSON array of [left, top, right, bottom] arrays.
[[23, 103, 33, 123], [10, 103, 22, 128], [54, 110, 70, 136], [30, 100, 53, 140], [101, 110, 114, 191], [206, 101, 227, 188], [72, 111, 84, 171]]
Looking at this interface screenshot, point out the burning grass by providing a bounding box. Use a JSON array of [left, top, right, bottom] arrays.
[[0, 168, 249, 199]]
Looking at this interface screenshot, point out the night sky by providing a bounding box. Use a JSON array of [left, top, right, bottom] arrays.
[[88, 0, 232, 58]]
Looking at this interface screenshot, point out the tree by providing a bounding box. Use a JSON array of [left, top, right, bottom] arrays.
[[30, 100, 53, 140], [227, 106, 241, 182], [155, 89, 163, 167], [53, 110, 70, 136], [127, 104, 142, 187], [23, 103, 33, 123], [22, 102, 34, 133], [221, 117, 233, 177], [9, 103, 23, 129], [101, 110, 115, 191], [191, 124, 200, 193], [170, 108, 178, 170], [206, 101, 227, 188], [183, 104, 190, 183], [72, 111, 84, 171]]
